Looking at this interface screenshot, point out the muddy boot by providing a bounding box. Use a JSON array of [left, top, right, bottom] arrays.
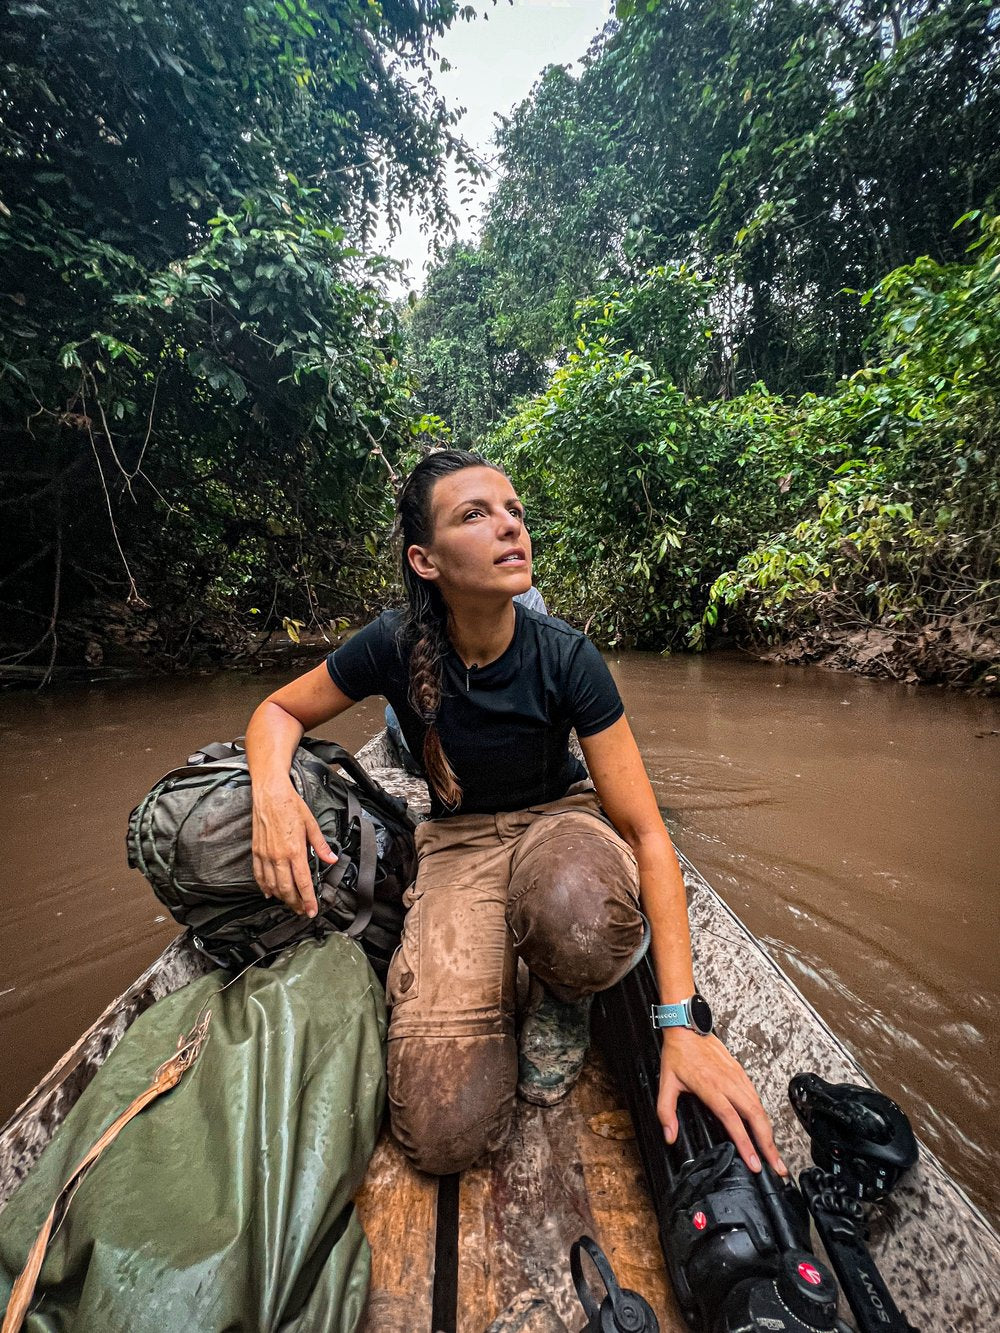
[[516, 977, 593, 1107]]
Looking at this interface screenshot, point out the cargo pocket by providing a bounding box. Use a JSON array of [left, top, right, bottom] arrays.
[[386, 893, 421, 1011]]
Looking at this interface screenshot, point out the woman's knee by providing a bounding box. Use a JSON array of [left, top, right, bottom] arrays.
[[507, 825, 643, 993], [387, 1033, 517, 1175]]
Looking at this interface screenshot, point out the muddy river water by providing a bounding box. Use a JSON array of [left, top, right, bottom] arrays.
[[1, 650, 997, 1220]]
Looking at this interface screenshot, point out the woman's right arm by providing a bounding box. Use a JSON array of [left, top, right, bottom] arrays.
[[245, 662, 358, 918]]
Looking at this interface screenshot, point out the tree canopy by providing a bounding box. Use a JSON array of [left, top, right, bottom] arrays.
[[399, 0, 998, 687], [1, 0, 475, 674], [405, 0, 1000, 405], [402, 241, 546, 446], [3, 0, 997, 688]]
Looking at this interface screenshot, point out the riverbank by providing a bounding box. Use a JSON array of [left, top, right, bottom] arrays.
[[0, 610, 354, 688], [6, 611, 997, 696], [752, 621, 999, 696]]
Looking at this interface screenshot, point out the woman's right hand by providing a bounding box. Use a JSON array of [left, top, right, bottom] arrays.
[[251, 779, 338, 917]]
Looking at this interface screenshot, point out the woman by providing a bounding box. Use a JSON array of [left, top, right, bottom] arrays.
[[245, 449, 786, 1179]]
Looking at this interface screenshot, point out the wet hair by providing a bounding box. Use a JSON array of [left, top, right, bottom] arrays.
[[396, 448, 506, 810]]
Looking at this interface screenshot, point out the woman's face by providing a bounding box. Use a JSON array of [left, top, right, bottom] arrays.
[[407, 466, 532, 603]]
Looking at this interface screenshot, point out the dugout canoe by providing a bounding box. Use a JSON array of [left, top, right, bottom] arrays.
[[1, 730, 998, 1332]]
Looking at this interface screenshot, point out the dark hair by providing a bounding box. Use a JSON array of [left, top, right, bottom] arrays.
[[396, 448, 505, 810]]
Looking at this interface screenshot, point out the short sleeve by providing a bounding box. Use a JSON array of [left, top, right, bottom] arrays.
[[566, 636, 625, 737], [325, 614, 398, 701]]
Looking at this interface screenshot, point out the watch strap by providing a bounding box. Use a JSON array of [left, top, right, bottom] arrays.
[[650, 1001, 689, 1030]]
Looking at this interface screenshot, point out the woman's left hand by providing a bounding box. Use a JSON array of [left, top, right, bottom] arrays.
[[657, 1028, 787, 1176]]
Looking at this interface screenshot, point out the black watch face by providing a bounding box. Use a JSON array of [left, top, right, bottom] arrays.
[[690, 993, 713, 1035]]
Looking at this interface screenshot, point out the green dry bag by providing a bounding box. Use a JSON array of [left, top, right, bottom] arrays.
[[0, 934, 386, 1333]]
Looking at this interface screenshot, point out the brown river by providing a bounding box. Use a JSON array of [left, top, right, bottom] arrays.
[[0, 651, 997, 1221]]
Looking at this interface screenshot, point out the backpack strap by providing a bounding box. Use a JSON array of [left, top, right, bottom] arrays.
[[300, 738, 416, 828], [191, 736, 413, 828], [188, 740, 245, 764], [329, 784, 377, 940]]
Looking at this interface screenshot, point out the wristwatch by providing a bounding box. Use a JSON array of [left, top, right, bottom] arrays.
[[650, 993, 713, 1036]]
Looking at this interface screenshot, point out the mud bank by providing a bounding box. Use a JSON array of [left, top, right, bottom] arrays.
[[752, 620, 999, 695]]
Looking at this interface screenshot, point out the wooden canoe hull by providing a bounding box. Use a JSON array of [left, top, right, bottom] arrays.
[[1, 732, 997, 1331]]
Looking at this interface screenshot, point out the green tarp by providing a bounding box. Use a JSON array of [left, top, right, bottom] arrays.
[[0, 934, 387, 1332]]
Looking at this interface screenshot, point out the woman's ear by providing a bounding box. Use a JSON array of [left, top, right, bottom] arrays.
[[407, 544, 438, 582]]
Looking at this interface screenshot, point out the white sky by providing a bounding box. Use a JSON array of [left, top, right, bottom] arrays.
[[378, 0, 613, 297]]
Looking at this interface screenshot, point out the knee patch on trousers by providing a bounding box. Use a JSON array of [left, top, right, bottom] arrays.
[[507, 827, 643, 994]]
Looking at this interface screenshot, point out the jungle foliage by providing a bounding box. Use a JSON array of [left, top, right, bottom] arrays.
[[480, 0, 1000, 397], [1, 0, 471, 675], [3, 0, 997, 687], [698, 214, 1000, 685], [492, 217, 999, 686], [407, 0, 1000, 414], [405, 0, 999, 686], [401, 242, 545, 446]]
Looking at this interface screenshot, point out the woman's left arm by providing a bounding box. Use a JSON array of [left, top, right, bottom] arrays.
[[580, 715, 787, 1177]]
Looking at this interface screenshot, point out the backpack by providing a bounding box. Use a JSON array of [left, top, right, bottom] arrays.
[[126, 737, 417, 979]]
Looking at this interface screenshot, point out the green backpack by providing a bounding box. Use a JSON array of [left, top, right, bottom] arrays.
[[126, 737, 417, 979]]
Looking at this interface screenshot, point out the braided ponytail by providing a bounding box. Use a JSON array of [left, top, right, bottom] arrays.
[[396, 449, 504, 811]]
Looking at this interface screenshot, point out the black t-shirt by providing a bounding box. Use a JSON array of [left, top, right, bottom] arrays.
[[326, 602, 624, 817]]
